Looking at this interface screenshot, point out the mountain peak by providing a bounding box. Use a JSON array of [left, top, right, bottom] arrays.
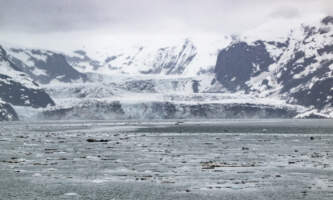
[[0, 46, 6, 57], [321, 16, 333, 25]]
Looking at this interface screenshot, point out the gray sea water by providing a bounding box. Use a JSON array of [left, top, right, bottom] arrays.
[[0, 119, 333, 200]]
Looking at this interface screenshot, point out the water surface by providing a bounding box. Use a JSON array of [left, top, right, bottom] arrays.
[[0, 119, 333, 200]]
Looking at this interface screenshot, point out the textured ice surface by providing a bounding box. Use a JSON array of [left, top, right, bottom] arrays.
[[0, 119, 333, 200]]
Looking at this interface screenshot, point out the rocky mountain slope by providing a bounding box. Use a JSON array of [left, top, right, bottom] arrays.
[[0, 46, 55, 120], [5, 47, 87, 84], [67, 39, 199, 75], [65, 37, 231, 76], [215, 16, 333, 117], [0, 100, 18, 121]]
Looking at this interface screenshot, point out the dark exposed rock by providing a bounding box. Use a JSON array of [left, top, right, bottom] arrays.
[[215, 41, 274, 92], [214, 16, 332, 114], [140, 39, 197, 75], [0, 101, 18, 121], [8, 48, 87, 84], [192, 80, 200, 93], [278, 53, 319, 93], [317, 45, 333, 56], [0, 46, 55, 108], [321, 16, 333, 25], [67, 50, 103, 71], [105, 56, 117, 63], [0, 74, 55, 108], [290, 78, 333, 109]]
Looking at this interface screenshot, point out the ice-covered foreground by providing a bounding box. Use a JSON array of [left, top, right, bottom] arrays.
[[0, 119, 333, 200]]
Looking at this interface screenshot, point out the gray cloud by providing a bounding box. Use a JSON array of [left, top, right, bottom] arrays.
[[0, 0, 330, 50], [0, 0, 243, 33], [269, 6, 300, 19], [0, 0, 113, 32], [0, 0, 328, 34]]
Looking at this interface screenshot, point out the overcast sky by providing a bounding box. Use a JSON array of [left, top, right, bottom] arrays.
[[0, 0, 332, 50]]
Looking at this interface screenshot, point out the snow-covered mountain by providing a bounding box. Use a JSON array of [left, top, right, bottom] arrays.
[[0, 16, 332, 121], [0, 100, 18, 121], [66, 37, 231, 76], [0, 46, 54, 120], [5, 47, 87, 84], [215, 16, 333, 117]]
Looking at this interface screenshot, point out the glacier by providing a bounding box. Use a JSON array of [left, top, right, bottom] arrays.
[[0, 16, 332, 120]]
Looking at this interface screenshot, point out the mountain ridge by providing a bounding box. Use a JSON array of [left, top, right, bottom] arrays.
[[0, 16, 332, 120]]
